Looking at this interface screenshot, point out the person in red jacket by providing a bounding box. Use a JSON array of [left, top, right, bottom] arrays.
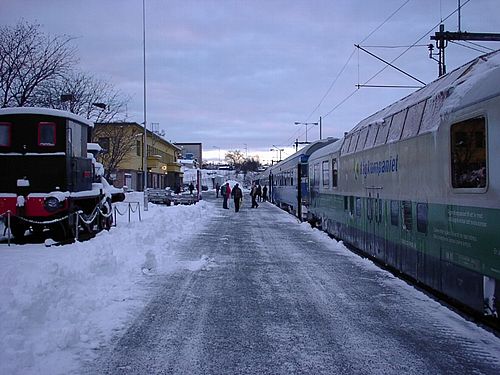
[[223, 182, 231, 209]]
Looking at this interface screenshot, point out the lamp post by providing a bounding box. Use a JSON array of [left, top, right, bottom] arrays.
[[294, 119, 320, 143], [270, 145, 284, 162], [142, 0, 148, 211]]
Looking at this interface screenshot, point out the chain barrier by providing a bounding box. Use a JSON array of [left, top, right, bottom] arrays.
[[1, 199, 125, 246], [113, 202, 142, 225]]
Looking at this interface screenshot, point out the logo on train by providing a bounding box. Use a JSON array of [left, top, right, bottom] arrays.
[[354, 155, 399, 179]]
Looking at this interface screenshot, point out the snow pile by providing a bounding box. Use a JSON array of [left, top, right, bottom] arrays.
[[0, 195, 215, 375]]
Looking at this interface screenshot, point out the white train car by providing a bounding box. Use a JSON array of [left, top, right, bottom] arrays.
[[308, 50, 500, 319]]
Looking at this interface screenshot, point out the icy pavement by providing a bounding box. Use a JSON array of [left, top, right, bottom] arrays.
[[83, 192, 500, 375]]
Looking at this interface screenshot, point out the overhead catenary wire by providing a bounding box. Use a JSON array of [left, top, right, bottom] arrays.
[[300, 0, 411, 126], [322, 0, 474, 119]]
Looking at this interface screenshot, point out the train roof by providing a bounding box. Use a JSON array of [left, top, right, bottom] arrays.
[[308, 138, 343, 162], [278, 137, 338, 164], [347, 49, 500, 137], [0, 107, 95, 128]]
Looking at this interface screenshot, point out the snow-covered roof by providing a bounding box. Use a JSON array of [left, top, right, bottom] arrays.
[[0, 107, 94, 127], [308, 138, 343, 162], [87, 143, 102, 152]]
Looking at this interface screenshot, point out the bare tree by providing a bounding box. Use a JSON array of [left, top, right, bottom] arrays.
[[37, 71, 130, 122], [92, 124, 141, 179], [225, 150, 245, 170], [0, 21, 76, 107]]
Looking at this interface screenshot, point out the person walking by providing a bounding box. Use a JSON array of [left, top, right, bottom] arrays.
[[189, 182, 194, 195], [256, 184, 262, 202], [250, 183, 259, 208], [222, 182, 231, 209], [231, 183, 243, 212], [215, 182, 220, 198]]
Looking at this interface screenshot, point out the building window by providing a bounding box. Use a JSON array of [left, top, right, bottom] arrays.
[[0, 122, 11, 147], [451, 117, 487, 189], [322, 160, 330, 187], [38, 122, 56, 146], [98, 137, 110, 153], [136, 140, 141, 156]]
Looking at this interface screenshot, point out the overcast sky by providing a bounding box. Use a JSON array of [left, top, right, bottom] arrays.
[[2, 0, 499, 162]]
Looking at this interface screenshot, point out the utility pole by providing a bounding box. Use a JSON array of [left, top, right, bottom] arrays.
[[430, 24, 500, 76]]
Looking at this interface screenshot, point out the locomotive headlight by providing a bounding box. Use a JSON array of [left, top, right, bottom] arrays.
[[44, 197, 62, 212]]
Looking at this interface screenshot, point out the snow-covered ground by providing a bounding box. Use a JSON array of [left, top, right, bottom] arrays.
[[0, 193, 216, 375], [1, 190, 498, 374]]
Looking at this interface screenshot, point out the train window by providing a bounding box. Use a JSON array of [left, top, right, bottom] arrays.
[[417, 203, 428, 233], [401, 100, 426, 140], [322, 161, 330, 187], [341, 135, 351, 154], [349, 196, 354, 216], [390, 200, 399, 226], [374, 118, 391, 146], [355, 197, 361, 217], [402, 201, 413, 231], [355, 126, 369, 151], [0, 122, 11, 147], [344, 196, 348, 211], [387, 109, 407, 143], [451, 117, 487, 189], [420, 92, 446, 134], [332, 158, 338, 187], [38, 122, 56, 146], [348, 131, 360, 153], [313, 164, 320, 187], [364, 123, 379, 150], [367, 198, 373, 221]]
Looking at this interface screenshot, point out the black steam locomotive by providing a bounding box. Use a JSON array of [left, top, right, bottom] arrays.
[[0, 107, 124, 241]]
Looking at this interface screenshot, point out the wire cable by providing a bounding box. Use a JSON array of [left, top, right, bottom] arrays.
[[322, 0, 473, 119]]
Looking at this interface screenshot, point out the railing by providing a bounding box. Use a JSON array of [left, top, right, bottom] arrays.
[[113, 201, 142, 225], [0, 200, 133, 246]]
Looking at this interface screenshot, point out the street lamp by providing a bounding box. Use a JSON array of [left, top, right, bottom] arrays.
[[294, 121, 319, 143], [142, 0, 148, 211], [270, 145, 284, 162]]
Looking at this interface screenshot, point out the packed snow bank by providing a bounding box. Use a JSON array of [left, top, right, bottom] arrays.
[[0, 195, 215, 375]]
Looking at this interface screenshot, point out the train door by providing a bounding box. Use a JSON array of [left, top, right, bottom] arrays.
[[400, 200, 417, 279], [367, 192, 376, 256], [297, 163, 302, 220], [373, 192, 386, 262]]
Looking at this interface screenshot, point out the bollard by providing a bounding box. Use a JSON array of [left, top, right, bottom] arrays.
[[75, 212, 80, 242], [128, 203, 131, 223], [7, 211, 11, 247]]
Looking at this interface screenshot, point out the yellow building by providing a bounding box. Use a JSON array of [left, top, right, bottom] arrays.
[[93, 122, 183, 191]]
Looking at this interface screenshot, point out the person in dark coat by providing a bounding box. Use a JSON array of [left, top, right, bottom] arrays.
[[231, 183, 243, 212], [256, 184, 262, 202], [189, 182, 194, 195], [262, 185, 268, 201], [250, 183, 259, 208], [215, 182, 220, 198], [222, 182, 231, 209]]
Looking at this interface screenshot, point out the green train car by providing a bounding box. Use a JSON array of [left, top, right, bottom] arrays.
[[307, 51, 500, 319]]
